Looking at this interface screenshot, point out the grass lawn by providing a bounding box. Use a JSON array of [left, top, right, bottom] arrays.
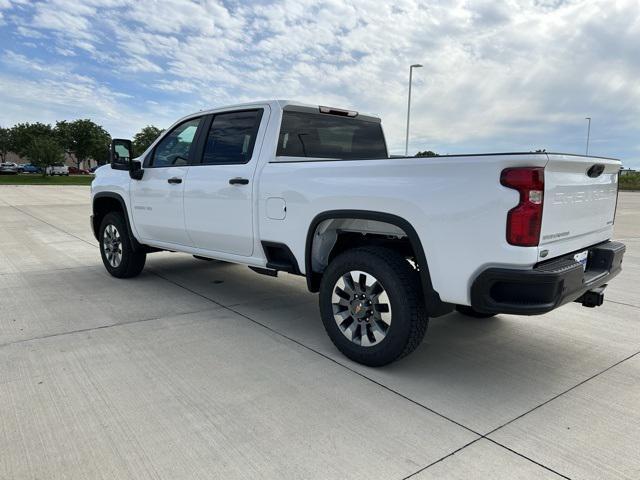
[[0, 174, 93, 186], [620, 173, 640, 191]]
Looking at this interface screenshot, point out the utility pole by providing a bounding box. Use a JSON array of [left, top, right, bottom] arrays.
[[405, 64, 423, 156], [585, 117, 591, 156]]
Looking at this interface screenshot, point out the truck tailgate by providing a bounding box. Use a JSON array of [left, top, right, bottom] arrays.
[[540, 154, 620, 257]]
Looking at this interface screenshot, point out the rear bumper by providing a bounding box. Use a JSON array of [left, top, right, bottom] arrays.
[[470, 241, 625, 315]]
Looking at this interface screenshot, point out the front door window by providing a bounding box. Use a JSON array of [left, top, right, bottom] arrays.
[[150, 118, 201, 167]]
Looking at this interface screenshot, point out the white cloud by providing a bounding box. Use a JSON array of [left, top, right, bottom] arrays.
[[31, 2, 95, 39], [55, 47, 76, 57], [15, 25, 45, 38], [122, 56, 163, 73]]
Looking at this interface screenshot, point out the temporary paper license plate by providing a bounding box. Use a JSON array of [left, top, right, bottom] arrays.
[[574, 250, 589, 271]]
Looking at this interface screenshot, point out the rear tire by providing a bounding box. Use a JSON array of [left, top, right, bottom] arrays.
[[99, 212, 146, 278], [456, 305, 496, 319], [319, 247, 428, 367]]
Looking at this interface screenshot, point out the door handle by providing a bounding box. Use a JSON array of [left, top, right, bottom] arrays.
[[167, 177, 182, 184], [229, 177, 249, 185]]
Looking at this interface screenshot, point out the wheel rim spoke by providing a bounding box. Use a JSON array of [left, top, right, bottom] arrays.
[[367, 280, 383, 297], [342, 273, 356, 294], [335, 287, 350, 301], [357, 273, 367, 292], [371, 319, 389, 337], [374, 303, 390, 313], [344, 320, 358, 342]]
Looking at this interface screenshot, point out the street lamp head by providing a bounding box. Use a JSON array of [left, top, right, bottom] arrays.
[[411, 64, 423, 68], [585, 117, 591, 120]]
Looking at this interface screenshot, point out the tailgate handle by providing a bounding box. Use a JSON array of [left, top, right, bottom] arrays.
[[587, 164, 605, 178]]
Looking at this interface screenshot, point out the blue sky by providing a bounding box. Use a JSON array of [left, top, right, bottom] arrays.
[[0, 0, 638, 168]]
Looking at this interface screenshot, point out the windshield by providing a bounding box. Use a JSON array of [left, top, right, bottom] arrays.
[[277, 111, 388, 160]]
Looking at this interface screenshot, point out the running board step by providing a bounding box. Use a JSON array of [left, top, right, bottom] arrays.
[[249, 266, 278, 277]]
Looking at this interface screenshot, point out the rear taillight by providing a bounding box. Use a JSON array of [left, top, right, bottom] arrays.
[[500, 167, 544, 247]]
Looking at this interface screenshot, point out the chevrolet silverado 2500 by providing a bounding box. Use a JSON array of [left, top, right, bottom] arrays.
[[91, 100, 625, 366]]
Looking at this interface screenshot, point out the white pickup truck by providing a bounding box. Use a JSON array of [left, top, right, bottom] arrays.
[[91, 100, 625, 366], [46, 164, 70, 176]]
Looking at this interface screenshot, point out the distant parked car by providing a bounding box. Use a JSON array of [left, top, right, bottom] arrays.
[[46, 165, 70, 176], [68, 166, 90, 175], [0, 162, 19, 175], [21, 164, 42, 174]]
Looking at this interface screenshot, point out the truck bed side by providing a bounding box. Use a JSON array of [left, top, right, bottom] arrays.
[[259, 153, 555, 305]]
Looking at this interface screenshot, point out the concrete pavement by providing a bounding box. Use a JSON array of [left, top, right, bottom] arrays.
[[1, 185, 638, 479]]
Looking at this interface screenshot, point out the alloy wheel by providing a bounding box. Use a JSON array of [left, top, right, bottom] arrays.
[[103, 224, 122, 268], [331, 270, 392, 347]]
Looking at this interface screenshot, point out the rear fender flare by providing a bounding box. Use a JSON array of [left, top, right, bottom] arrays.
[[304, 210, 452, 317]]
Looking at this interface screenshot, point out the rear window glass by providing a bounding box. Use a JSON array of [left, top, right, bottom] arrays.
[[277, 111, 388, 160]]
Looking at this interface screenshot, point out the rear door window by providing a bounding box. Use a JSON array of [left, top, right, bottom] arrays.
[[201, 110, 263, 165], [277, 111, 388, 160]]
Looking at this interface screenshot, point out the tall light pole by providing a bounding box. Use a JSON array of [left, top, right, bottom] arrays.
[[585, 117, 591, 156], [405, 64, 423, 156]]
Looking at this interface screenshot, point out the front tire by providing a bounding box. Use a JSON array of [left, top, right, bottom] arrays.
[[319, 247, 428, 367], [99, 212, 146, 278]]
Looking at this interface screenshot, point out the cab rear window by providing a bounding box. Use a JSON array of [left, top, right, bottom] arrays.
[[277, 111, 388, 160]]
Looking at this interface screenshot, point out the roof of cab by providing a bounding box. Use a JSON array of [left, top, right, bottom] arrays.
[[191, 100, 381, 122]]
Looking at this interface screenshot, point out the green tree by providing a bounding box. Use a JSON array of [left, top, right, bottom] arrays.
[[415, 150, 438, 157], [25, 137, 64, 176], [55, 119, 111, 169], [133, 125, 164, 156], [9, 122, 55, 157], [0, 127, 10, 163]]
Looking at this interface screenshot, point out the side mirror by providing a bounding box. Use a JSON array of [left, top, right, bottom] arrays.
[[110, 138, 144, 180], [110, 139, 132, 171], [130, 160, 144, 180]]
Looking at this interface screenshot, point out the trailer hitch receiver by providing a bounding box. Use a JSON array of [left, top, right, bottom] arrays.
[[575, 285, 606, 308]]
